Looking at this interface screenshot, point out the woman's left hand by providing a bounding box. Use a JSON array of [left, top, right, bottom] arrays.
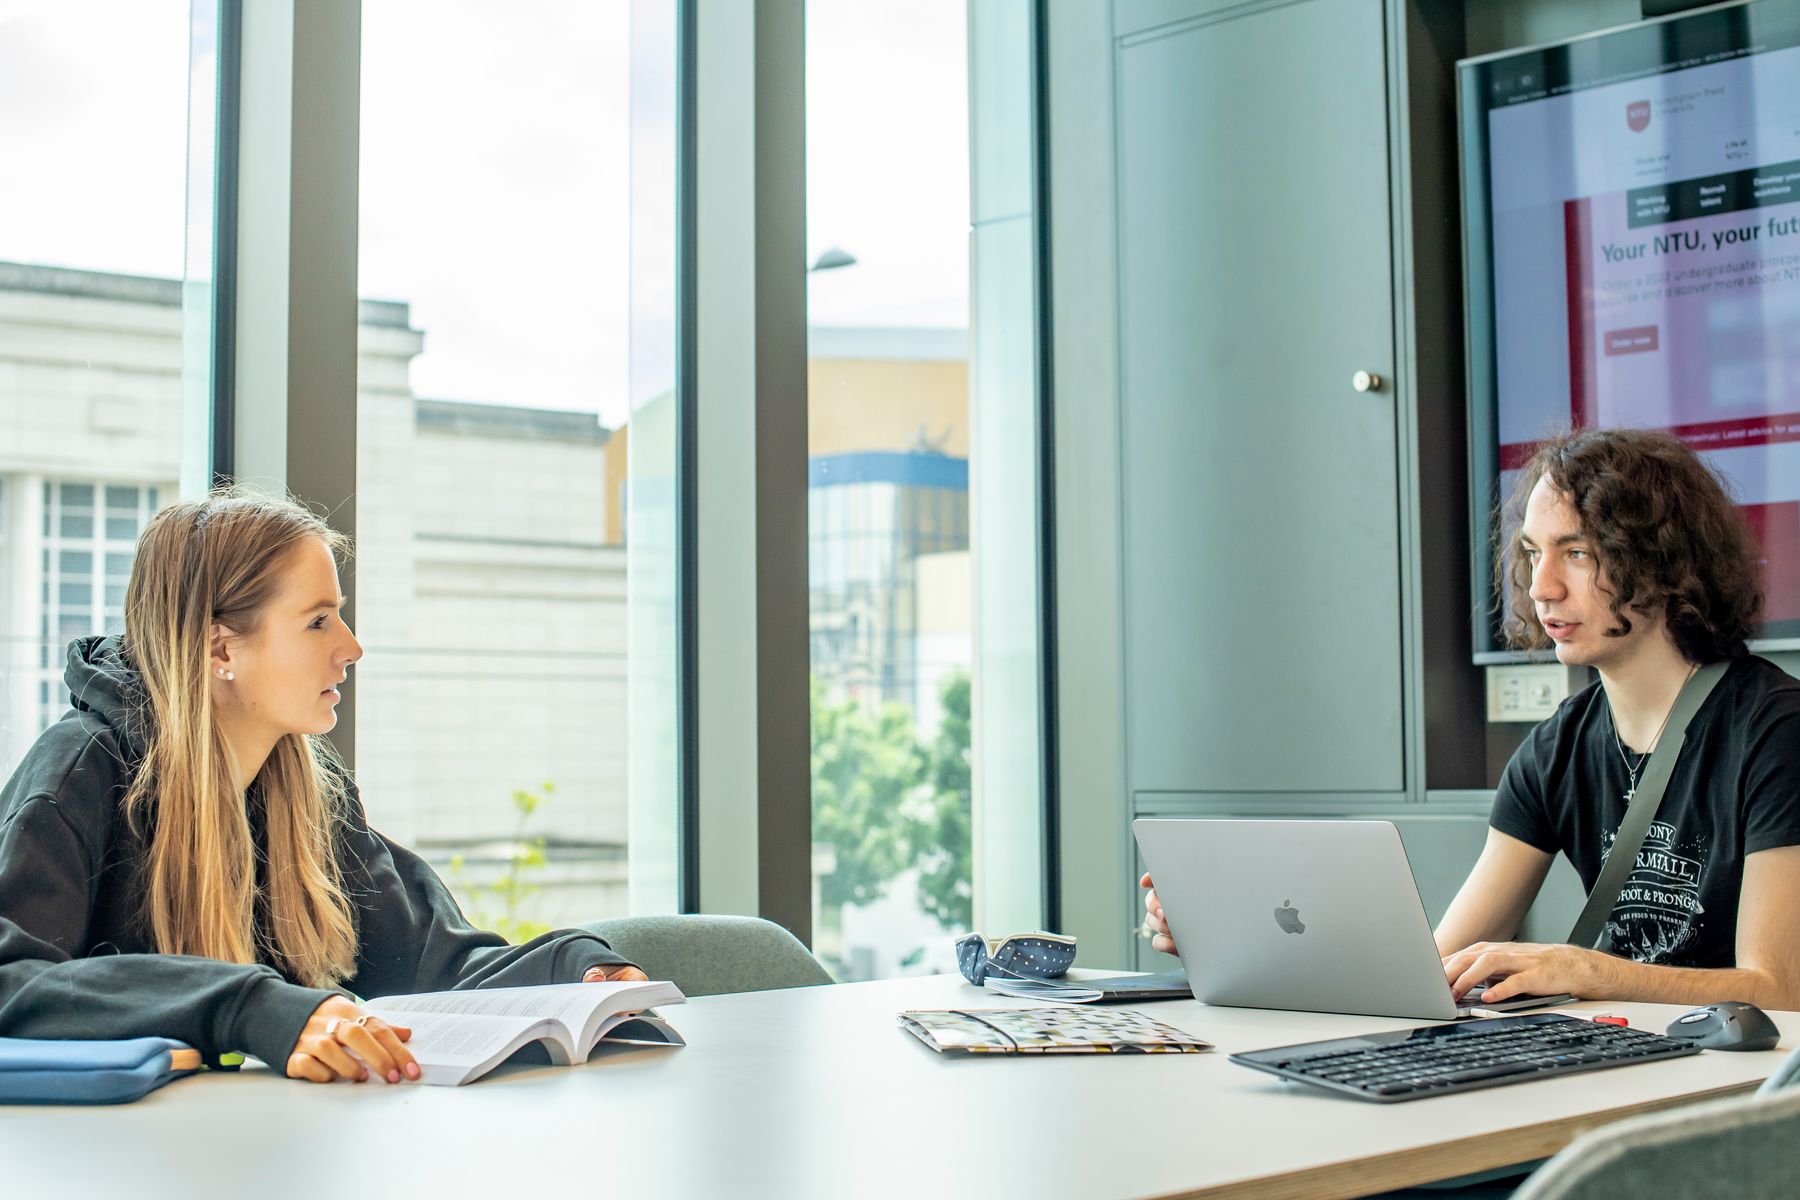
[[583, 964, 650, 984]]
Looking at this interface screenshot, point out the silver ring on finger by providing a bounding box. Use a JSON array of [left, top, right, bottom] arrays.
[[351, 1013, 374, 1030], [325, 1018, 345, 1040]]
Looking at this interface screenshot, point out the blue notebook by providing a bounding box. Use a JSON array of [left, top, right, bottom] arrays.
[[0, 1037, 202, 1105]]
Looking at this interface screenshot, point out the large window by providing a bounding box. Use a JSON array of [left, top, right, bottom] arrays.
[[355, 1, 678, 938], [805, 0, 1048, 980], [0, 1, 217, 776], [806, 0, 979, 981]]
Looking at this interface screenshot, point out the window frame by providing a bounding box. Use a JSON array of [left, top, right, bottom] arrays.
[[218, 0, 1059, 941]]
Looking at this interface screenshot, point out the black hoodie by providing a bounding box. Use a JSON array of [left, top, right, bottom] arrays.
[[0, 636, 630, 1070]]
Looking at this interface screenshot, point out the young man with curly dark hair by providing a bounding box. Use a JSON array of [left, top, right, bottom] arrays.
[[1145, 427, 1800, 1008]]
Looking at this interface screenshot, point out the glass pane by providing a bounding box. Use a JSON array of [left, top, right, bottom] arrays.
[[625, 0, 681, 913], [0, 0, 214, 773], [806, 0, 976, 981], [357, 0, 677, 938]]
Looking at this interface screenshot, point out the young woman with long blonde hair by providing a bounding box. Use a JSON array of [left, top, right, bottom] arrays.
[[0, 489, 644, 1084]]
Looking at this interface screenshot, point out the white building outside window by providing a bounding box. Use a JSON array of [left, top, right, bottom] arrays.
[[36, 481, 163, 732]]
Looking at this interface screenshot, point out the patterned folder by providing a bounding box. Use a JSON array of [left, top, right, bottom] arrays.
[[898, 1006, 1212, 1055]]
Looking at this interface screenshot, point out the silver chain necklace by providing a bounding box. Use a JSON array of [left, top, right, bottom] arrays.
[[1607, 665, 1696, 801], [1610, 730, 1650, 800]]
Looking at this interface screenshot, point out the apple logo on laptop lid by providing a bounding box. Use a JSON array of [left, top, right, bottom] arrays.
[[1274, 900, 1306, 934]]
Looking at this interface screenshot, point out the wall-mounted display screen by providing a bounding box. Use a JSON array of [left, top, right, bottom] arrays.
[[1461, 0, 1800, 655]]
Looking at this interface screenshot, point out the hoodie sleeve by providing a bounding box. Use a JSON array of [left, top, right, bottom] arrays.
[[336, 792, 631, 1000], [0, 793, 338, 1070]]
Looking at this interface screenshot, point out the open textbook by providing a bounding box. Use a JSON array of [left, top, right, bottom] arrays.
[[359, 980, 686, 1086]]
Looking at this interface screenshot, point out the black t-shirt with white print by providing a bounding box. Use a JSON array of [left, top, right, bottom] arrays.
[[1490, 655, 1800, 969]]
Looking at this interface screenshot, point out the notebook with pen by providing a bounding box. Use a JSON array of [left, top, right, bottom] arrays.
[[0, 1037, 202, 1105]]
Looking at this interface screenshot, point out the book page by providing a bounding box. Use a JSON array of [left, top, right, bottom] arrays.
[[371, 983, 587, 1041], [371, 982, 684, 1053], [356, 1009, 562, 1086]]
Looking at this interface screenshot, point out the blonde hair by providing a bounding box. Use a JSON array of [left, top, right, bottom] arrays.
[[121, 487, 357, 987]]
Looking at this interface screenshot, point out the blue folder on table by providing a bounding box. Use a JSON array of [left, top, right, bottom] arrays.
[[0, 1037, 202, 1105]]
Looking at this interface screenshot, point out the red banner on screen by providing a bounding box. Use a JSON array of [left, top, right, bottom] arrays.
[[1565, 196, 1598, 427], [1500, 412, 1800, 471], [1743, 502, 1800, 623]]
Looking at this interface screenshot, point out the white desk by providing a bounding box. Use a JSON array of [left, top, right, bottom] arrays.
[[3, 975, 1791, 1200]]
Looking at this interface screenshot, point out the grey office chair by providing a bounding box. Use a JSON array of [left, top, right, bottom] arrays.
[[1505, 1042, 1800, 1200], [1756, 1041, 1800, 1095], [580, 914, 833, 997], [1377, 1043, 1800, 1200]]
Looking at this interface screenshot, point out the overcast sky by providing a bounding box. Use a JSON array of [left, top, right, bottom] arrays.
[[0, 0, 970, 427]]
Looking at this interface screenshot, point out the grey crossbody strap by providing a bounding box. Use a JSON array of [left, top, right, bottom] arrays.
[[1567, 660, 1730, 952]]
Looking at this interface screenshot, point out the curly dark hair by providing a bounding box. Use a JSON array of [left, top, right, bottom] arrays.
[[1496, 428, 1763, 662]]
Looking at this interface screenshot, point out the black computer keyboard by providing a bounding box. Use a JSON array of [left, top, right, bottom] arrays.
[[1230, 1013, 1701, 1102]]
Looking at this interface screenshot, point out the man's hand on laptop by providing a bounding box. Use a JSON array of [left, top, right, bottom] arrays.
[[1140, 873, 1178, 955], [1443, 941, 1620, 1003]]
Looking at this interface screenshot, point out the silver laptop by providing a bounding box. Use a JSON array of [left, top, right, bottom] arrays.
[[1133, 818, 1570, 1020]]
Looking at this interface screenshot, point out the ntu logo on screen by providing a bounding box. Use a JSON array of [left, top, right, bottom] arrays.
[[1627, 100, 1651, 132]]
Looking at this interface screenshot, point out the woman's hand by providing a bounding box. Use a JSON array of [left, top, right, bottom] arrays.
[[287, 995, 419, 1085], [1141, 873, 1178, 956], [583, 964, 649, 983]]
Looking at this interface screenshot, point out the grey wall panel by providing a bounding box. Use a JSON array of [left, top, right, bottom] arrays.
[[1115, 0, 1256, 40], [1048, 0, 1135, 969], [1117, 0, 1404, 795]]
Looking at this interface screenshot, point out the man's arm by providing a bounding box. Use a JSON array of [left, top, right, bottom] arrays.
[[1449, 845, 1800, 1008], [1433, 828, 1554, 957], [1591, 844, 1800, 1008]]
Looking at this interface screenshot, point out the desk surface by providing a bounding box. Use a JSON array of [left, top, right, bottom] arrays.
[[3, 975, 1792, 1200]]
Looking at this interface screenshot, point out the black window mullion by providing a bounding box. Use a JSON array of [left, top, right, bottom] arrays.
[[209, 0, 243, 488]]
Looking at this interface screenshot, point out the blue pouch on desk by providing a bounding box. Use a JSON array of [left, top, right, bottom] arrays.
[[0, 1037, 202, 1105], [955, 931, 1077, 986]]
